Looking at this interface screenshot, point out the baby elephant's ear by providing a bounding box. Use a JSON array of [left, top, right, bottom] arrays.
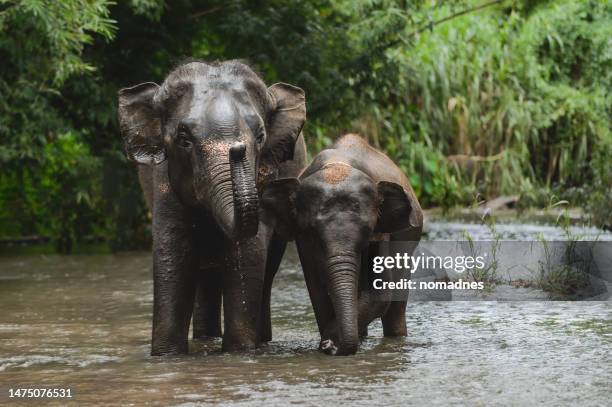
[[376, 181, 423, 233], [260, 178, 300, 239], [117, 82, 165, 165]]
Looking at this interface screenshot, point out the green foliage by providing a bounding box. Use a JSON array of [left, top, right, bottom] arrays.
[[334, 0, 611, 210], [0, 132, 102, 252], [0, 0, 610, 252], [126, 0, 165, 21], [535, 236, 592, 298], [0, 0, 115, 85], [0, 0, 115, 169], [37, 133, 102, 252], [0, 0, 131, 251]]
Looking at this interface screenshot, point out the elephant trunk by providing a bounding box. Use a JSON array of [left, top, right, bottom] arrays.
[[325, 251, 360, 356], [229, 143, 259, 239], [210, 142, 258, 240]]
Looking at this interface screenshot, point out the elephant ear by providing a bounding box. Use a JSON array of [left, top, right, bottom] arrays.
[[117, 82, 166, 165], [259, 83, 306, 184], [260, 178, 300, 239], [375, 181, 423, 233]]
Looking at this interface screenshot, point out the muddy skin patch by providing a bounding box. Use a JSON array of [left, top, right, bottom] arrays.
[[159, 183, 170, 194], [200, 138, 231, 155], [199, 133, 248, 156], [257, 164, 277, 189], [322, 162, 351, 185], [340, 133, 363, 149]]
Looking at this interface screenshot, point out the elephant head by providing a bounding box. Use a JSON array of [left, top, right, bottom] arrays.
[[262, 164, 421, 355], [118, 61, 306, 240]]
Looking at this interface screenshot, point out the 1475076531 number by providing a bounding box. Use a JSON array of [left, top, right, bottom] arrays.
[[9, 388, 73, 398]]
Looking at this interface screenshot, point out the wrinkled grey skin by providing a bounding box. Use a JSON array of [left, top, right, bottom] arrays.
[[118, 61, 306, 355], [262, 134, 422, 356]]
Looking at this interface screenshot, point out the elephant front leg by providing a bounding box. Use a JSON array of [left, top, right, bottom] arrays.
[[296, 239, 336, 352], [222, 237, 266, 351], [151, 183, 198, 356], [151, 236, 197, 355], [192, 268, 223, 339]]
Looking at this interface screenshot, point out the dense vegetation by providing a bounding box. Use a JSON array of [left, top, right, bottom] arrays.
[[0, 0, 610, 252]]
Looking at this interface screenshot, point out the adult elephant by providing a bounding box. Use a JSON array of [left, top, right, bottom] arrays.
[[118, 60, 306, 355]]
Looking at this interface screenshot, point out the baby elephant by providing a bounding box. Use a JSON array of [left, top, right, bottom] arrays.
[[262, 134, 423, 355]]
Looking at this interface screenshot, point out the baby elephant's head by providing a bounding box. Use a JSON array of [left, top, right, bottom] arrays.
[[261, 162, 421, 355]]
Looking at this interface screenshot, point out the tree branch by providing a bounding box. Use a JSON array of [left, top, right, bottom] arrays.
[[189, 6, 223, 20], [407, 0, 505, 38], [345, 0, 508, 89]]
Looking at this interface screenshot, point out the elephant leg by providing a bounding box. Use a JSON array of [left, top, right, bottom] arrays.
[[259, 233, 287, 342], [356, 246, 392, 337], [151, 177, 197, 355], [152, 264, 197, 356], [381, 300, 407, 337], [296, 239, 335, 347], [333, 295, 406, 340], [222, 235, 266, 351], [380, 234, 417, 337], [192, 268, 223, 339]]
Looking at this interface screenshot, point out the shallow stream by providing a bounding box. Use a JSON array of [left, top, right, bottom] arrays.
[[1, 221, 610, 406]]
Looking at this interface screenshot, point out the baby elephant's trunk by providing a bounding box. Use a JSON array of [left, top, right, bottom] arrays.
[[324, 251, 360, 356]]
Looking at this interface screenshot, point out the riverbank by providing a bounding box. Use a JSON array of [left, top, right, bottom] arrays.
[[2, 205, 608, 256]]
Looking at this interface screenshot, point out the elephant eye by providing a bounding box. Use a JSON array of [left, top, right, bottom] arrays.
[[256, 127, 266, 144], [176, 127, 193, 149]]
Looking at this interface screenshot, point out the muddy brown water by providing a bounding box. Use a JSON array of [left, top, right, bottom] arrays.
[[0, 222, 611, 406]]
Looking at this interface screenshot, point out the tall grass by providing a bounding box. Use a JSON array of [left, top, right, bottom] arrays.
[[338, 1, 611, 214]]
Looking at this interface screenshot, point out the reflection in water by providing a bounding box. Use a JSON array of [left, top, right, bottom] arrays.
[[0, 222, 611, 406]]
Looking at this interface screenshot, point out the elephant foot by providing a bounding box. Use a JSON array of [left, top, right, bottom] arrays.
[[193, 323, 222, 340], [222, 343, 258, 352], [221, 336, 258, 352], [151, 332, 190, 356], [151, 343, 189, 356], [192, 334, 220, 342], [319, 339, 338, 356]]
